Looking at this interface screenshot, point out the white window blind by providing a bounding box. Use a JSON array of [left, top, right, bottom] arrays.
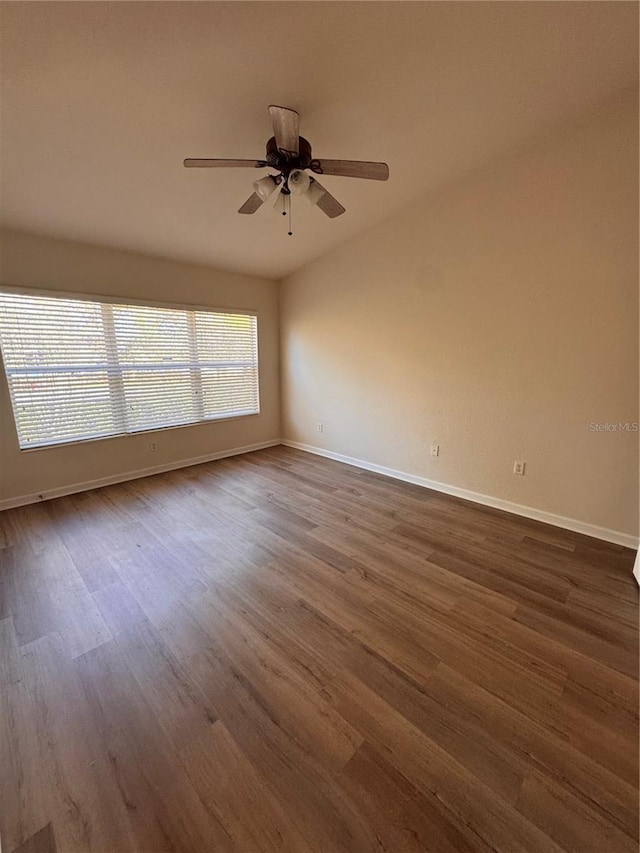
[[0, 291, 259, 449]]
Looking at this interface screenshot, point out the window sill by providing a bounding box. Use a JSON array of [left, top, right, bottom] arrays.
[[18, 410, 261, 452]]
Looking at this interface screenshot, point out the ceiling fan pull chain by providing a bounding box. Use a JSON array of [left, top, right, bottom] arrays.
[[288, 195, 293, 236]]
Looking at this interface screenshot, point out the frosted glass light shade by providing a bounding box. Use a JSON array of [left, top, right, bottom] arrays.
[[306, 180, 326, 206], [288, 169, 311, 195], [253, 175, 278, 201], [273, 189, 288, 215]]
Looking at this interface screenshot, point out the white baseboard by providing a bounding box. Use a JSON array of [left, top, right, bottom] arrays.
[[4, 436, 637, 551], [0, 439, 281, 511], [281, 440, 639, 550]]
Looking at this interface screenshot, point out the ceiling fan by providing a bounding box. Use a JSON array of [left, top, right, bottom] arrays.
[[184, 105, 389, 232]]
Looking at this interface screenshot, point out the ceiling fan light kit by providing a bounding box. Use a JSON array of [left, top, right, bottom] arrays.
[[184, 105, 389, 234]]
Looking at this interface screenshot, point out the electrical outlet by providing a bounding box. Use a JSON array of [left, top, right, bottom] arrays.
[[513, 461, 525, 476], [149, 441, 159, 452], [317, 423, 324, 433], [431, 444, 439, 457]]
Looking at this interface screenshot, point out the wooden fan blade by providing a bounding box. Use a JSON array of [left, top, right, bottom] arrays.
[[311, 159, 389, 180], [268, 105, 299, 157], [238, 193, 263, 214], [184, 159, 266, 168], [310, 179, 346, 218]]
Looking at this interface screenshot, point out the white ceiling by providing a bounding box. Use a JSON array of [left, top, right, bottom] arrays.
[[1, 2, 637, 280]]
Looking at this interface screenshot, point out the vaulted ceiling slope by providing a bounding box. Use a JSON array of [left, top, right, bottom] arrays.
[[0, 2, 637, 279]]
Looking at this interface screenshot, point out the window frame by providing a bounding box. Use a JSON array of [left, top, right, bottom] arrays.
[[0, 285, 260, 452]]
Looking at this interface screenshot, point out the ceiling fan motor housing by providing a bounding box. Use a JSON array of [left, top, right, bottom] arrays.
[[266, 136, 312, 173]]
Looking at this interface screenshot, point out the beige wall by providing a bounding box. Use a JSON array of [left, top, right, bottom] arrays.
[[280, 93, 639, 539], [0, 229, 280, 503]]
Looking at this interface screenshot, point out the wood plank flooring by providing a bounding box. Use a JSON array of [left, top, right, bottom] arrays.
[[0, 445, 637, 852]]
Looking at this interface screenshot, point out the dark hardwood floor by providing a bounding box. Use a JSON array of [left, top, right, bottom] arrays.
[[0, 445, 638, 852]]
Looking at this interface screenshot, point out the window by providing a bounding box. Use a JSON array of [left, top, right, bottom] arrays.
[[0, 291, 259, 449]]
